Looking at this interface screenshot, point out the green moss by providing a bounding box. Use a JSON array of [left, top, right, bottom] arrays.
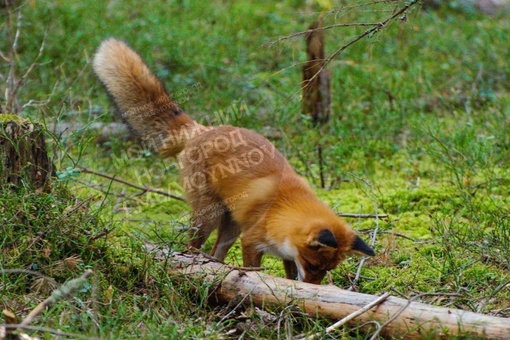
[[0, 114, 29, 124]]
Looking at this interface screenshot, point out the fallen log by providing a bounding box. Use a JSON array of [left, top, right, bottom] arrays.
[[155, 249, 510, 339]]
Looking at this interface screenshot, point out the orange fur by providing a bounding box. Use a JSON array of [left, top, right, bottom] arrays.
[[93, 38, 375, 284]]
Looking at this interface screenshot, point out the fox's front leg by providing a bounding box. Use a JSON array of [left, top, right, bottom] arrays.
[[241, 238, 263, 268], [283, 260, 298, 280]]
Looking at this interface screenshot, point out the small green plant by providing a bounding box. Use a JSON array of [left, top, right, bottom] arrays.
[[56, 167, 80, 182]]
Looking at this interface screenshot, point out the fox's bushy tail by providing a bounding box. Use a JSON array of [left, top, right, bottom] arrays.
[[93, 38, 200, 157]]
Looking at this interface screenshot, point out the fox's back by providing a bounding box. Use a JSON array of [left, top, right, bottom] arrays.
[[179, 125, 290, 224], [180, 125, 288, 190]]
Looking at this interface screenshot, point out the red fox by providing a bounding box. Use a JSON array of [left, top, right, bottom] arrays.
[[93, 38, 375, 284]]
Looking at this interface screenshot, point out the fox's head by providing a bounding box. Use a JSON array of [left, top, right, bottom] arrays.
[[294, 223, 375, 284], [268, 192, 376, 284]]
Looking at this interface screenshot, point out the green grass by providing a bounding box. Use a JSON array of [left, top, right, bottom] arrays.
[[1, 0, 509, 338]]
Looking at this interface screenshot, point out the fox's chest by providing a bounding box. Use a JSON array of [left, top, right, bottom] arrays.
[[255, 238, 298, 261]]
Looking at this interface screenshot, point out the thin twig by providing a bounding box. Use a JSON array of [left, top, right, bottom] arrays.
[[324, 0, 400, 15], [379, 231, 415, 242], [326, 292, 390, 333], [12, 5, 22, 51], [4, 1, 19, 113], [74, 179, 141, 203], [6, 4, 34, 114], [113, 187, 127, 212], [304, 292, 391, 340], [216, 287, 255, 326], [348, 320, 382, 336], [12, 30, 48, 102], [0, 269, 58, 287], [478, 278, 510, 313], [2, 2, 51, 114], [22, 73, 59, 110], [2, 310, 18, 338], [317, 145, 325, 189], [267, 22, 380, 47], [338, 213, 388, 219], [0, 324, 99, 339], [350, 258, 367, 291], [370, 202, 380, 246], [348, 175, 381, 291], [78, 167, 185, 201]]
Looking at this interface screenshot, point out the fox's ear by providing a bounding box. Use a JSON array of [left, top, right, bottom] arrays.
[[351, 235, 375, 256], [308, 229, 338, 249]]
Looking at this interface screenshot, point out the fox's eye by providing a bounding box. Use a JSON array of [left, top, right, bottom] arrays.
[[308, 263, 320, 272]]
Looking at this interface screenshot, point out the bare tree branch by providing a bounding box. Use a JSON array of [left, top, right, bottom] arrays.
[[78, 167, 185, 201], [12, 30, 49, 102], [267, 22, 381, 47], [338, 212, 388, 219]]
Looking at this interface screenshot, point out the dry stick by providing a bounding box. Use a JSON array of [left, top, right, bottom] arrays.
[[325, 0, 395, 13], [4, 3, 47, 114], [74, 179, 141, 203], [317, 145, 325, 189], [22, 80, 59, 110], [0, 51, 8, 62], [78, 167, 185, 202], [12, 30, 48, 101], [378, 230, 415, 242], [304, 292, 391, 340], [0, 324, 98, 339], [338, 213, 388, 219], [215, 287, 256, 326], [83, 160, 394, 224], [267, 22, 380, 46], [478, 278, 510, 313], [2, 2, 52, 114], [113, 187, 127, 212], [2, 309, 18, 337], [19, 269, 94, 328], [349, 175, 381, 291], [4, 1, 20, 113], [326, 291, 390, 333]]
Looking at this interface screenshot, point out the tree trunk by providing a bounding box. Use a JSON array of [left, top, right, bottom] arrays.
[[153, 249, 510, 339], [0, 119, 54, 191], [302, 20, 331, 125]]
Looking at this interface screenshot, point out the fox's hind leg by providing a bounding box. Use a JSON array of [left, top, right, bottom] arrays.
[[187, 192, 225, 251], [210, 211, 241, 261], [188, 197, 240, 261], [179, 141, 240, 260], [186, 186, 240, 261]]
